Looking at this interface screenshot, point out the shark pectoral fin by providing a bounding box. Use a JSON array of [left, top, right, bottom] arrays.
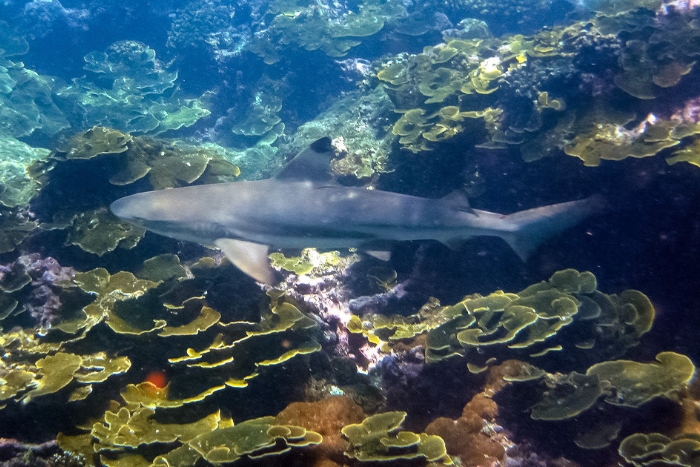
[[366, 250, 392, 261], [214, 238, 277, 285]]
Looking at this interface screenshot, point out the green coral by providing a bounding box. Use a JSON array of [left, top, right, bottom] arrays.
[[0, 350, 130, 405], [269, 249, 357, 277], [0, 210, 37, 253], [62, 403, 322, 466], [347, 298, 454, 352], [0, 56, 69, 138], [377, 30, 573, 152], [564, 115, 700, 166]]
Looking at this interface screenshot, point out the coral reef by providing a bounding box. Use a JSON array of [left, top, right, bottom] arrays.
[[275, 396, 367, 465], [530, 351, 695, 420], [167, 0, 249, 62], [56, 41, 211, 135], [0, 254, 76, 329], [0, 137, 50, 208], [426, 393, 506, 466], [248, 0, 404, 64], [0, 55, 69, 139]]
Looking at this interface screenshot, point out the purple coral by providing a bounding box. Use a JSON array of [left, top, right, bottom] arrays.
[[0, 254, 76, 329]]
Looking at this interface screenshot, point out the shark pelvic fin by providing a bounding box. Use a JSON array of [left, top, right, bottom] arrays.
[[276, 137, 337, 182], [214, 238, 277, 285]]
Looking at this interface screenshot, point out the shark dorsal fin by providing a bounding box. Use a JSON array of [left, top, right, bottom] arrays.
[[276, 137, 336, 182], [441, 190, 472, 212]]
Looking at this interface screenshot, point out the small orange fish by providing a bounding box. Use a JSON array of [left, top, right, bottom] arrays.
[[144, 370, 168, 389]]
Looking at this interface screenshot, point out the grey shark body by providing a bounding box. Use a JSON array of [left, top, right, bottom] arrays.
[[111, 138, 602, 284]]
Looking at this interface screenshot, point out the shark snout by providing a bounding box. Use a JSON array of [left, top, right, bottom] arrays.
[[110, 196, 138, 221]]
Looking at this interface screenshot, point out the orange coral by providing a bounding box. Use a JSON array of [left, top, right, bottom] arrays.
[[275, 395, 366, 466], [423, 361, 538, 466], [426, 393, 505, 466]]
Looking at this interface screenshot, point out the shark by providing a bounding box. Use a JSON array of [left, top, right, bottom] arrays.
[[110, 137, 604, 284]]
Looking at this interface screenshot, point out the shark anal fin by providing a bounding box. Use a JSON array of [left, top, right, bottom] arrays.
[[214, 238, 277, 285], [275, 137, 336, 182]]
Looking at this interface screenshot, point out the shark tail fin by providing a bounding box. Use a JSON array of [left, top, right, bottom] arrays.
[[501, 195, 606, 261]]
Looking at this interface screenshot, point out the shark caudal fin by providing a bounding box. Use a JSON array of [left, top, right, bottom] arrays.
[[501, 195, 606, 261]]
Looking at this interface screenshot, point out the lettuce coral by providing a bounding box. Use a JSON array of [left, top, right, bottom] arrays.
[[57, 41, 210, 135], [342, 411, 451, 463], [248, 0, 403, 64], [426, 269, 654, 366], [530, 352, 695, 420]]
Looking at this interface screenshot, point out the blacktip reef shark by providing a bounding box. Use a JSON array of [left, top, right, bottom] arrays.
[[111, 137, 604, 284]]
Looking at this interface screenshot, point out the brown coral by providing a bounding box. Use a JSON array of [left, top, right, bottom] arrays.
[[275, 396, 366, 466], [425, 393, 505, 466]]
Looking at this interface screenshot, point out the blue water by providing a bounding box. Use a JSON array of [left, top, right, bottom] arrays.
[[1, 0, 699, 466]]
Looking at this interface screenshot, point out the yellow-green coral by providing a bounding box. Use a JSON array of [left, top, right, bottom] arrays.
[[564, 116, 700, 166], [347, 298, 456, 352], [426, 269, 654, 365], [0, 351, 130, 405], [342, 411, 452, 463], [618, 432, 700, 467], [531, 352, 694, 420], [66, 208, 145, 256], [0, 211, 38, 256], [0, 137, 51, 208], [62, 401, 322, 466], [269, 248, 358, 277]]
